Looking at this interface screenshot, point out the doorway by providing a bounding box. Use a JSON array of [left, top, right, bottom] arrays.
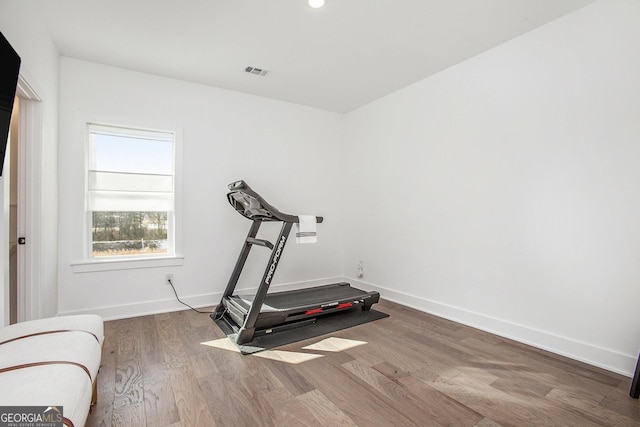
[[7, 75, 42, 324], [8, 96, 18, 323]]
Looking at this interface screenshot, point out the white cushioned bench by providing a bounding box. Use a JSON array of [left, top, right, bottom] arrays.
[[0, 315, 104, 427]]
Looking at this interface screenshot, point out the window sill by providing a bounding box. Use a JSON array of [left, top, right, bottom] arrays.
[[71, 255, 184, 273]]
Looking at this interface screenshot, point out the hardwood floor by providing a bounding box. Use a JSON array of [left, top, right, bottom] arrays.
[[86, 300, 640, 426]]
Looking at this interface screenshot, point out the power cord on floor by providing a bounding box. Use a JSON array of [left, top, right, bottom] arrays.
[[210, 308, 227, 321], [167, 278, 215, 315]]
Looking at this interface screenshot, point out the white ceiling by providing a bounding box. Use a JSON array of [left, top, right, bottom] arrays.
[[39, 0, 596, 113]]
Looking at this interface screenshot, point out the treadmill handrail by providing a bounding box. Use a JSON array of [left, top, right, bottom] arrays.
[[227, 180, 324, 224]]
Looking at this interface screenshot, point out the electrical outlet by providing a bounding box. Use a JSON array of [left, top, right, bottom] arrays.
[[357, 261, 364, 278], [165, 273, 173, 286]]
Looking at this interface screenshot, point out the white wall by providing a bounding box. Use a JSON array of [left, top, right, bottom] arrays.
[[5, 0, 639, 377], [342, 0, 640, 376], [57, 58, 345, 319], [0, 2, 60, 323]]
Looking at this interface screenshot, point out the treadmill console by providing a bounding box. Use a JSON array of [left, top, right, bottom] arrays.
[[227, 180, 308, 223], [226, 180, 279, 221]]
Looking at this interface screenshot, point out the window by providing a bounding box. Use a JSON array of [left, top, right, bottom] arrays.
[[87, 123, 175, 258]]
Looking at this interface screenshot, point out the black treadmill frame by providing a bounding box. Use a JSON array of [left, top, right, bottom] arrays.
[[213, 180, 379, 345]]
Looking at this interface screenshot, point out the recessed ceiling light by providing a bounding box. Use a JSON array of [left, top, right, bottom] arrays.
[[308, 0, 325, 9]]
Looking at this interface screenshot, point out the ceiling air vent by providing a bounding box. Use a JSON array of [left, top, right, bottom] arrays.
[[245, 66, 269, 77]]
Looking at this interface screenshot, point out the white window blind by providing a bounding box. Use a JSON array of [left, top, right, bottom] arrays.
[[87, 124, 174, 212]]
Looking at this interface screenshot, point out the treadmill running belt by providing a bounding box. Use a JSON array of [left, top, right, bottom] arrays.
[[235, 283, 367, 311]]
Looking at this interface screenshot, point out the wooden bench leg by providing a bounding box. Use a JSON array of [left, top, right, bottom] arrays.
[[91, 379, 98, 407]]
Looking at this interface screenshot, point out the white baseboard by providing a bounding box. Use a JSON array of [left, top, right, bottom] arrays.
[[347, 277, 636, 377], [57, 293, 220, 321], [59, 274, 636, 377], [57, 276, 346, 322]]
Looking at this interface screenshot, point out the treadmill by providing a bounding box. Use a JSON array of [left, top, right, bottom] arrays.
[[212, 180, 380, 345]]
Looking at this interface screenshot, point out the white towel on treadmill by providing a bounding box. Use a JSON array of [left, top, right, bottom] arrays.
[[296, 215, 317, 244]]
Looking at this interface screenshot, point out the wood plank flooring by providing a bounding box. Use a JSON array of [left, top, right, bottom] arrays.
[[86, 300, 640, 426]]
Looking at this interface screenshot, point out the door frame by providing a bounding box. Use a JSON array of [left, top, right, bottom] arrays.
[[15, 74, 42, 322]]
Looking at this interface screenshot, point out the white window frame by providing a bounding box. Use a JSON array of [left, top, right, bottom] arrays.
[[72, 121, 184, 272]]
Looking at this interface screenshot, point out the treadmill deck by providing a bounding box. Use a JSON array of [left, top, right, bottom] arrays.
[[222, 282, 380, 331], [230, 282, 368, 312]]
